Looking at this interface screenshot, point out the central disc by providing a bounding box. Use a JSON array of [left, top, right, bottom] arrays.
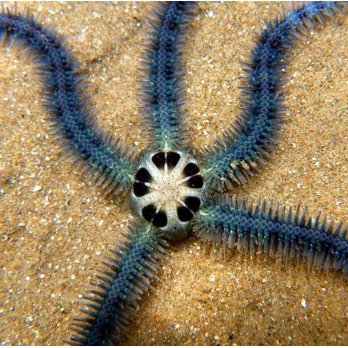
[[131, 151, 204, 232]]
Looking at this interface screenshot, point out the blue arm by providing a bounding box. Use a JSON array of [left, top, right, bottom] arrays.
[[68, 221, 167, 345], [193, 196, 348, 275], [140, 2, 196, 151], [0, 10, 136, 193], [200, 2, 345, 190]]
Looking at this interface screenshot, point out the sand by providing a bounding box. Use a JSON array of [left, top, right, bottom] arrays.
[[0, 2, 347, 345]]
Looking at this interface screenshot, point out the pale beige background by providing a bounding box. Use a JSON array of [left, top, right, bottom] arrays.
[[0, 2, 347, 345]]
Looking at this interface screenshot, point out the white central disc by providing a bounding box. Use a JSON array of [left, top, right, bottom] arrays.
[[131, 151, 205, 233]]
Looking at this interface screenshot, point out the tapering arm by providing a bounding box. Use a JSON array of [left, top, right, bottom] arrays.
[[140, 2, 196, 151], [200, 2, 344, 190], [68, 220, 168, 345], [0, 10, 136, 193], [193, 196, 348, 275]]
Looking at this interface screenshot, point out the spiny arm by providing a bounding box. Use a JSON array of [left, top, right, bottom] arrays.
[[193, 196, 347, 275], [201, 2, 345, 190], [0, 10, 135, 193], [68, 221, 168, 345], [140, 2, 196, 151]]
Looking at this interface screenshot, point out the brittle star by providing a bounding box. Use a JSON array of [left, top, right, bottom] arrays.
[[0, 5, 344, 343]]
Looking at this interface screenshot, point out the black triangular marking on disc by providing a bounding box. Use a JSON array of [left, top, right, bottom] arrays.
[[142, 204, 157, 222], [153, 210, 168, 227], [177, 206, 194, 222], [133, 182, 150, 197], [167, 151, 181, 169], [183, 162, 199, 177], [135, 168, 153, 182], [186, 175, 203, 188], [152, 152, 165, 169], [184, 196, 201, 213]]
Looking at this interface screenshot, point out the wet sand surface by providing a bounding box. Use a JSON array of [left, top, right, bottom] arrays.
[[0, 2, 347, 345]]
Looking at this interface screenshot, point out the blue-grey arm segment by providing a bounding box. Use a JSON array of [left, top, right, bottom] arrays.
[[140, 2, 196, 151], [193, 196, 348, 275], [68, 220, 167, 345], [201, 2, 345, 190], [0, 9, 136, 193]]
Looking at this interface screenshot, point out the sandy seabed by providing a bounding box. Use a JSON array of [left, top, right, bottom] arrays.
[[0, 2, 347, 346]]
